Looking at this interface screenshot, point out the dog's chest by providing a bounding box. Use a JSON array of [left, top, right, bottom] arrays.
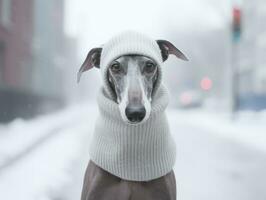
[[81, 161, 176, 200]]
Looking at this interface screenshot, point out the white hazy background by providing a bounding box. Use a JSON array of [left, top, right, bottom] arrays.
[[65, 0, 230, 53], [64, 0, 234, 103], [2, 0, 266, 200]]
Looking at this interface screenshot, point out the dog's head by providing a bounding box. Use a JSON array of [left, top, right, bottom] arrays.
[[78, 33, 188, 124]]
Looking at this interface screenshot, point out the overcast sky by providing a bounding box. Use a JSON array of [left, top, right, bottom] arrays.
[[65, 0, 235, 57]]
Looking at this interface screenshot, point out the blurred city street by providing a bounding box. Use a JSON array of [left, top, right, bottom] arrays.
[[1, 0, 266, 199], [0, 104, 266, 200]]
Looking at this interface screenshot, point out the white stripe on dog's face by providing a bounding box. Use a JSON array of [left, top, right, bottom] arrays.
[[108, 55, 157, 124]]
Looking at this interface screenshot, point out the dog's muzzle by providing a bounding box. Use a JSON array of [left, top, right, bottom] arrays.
[[125, 106, 146, 123]]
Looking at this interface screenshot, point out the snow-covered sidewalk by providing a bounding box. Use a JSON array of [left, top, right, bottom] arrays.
[[0, 103, 97, 200], [167, 108, 266, 152], [0, 104, 93, 169]]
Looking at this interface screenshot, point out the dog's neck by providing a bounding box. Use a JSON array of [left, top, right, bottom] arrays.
[[89, 84, 176, 181]]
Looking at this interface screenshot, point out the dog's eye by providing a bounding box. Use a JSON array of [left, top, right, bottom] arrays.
[[144, 61, 156, 74], [110, 62, 122, 73]]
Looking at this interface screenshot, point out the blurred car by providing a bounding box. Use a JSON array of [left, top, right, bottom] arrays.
[[177, 90, 202, 109]]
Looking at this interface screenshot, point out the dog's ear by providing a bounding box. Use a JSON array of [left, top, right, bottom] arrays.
[[77, 47, 102, 83], [156, 40, 188, 62]]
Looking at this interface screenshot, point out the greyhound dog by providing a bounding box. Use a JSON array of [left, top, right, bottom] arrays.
[[78, 33, 188, 200]]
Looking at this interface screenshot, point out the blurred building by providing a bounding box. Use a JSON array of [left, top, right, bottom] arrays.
[[0, 0, 78, 122], [238, 1, 266, 110], [0, 0, 35, 122], [33, 0, 66, 99]]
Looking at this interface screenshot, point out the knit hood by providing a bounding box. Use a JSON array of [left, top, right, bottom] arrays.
[[89, 31, 176, 181], [90, 85, 176, 181], [100, 31, 163, 100]]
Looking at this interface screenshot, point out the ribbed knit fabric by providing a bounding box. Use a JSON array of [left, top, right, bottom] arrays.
[[89, 31, 176, 181], [89, 85, 176, 181], [100, 31, 163, 101]]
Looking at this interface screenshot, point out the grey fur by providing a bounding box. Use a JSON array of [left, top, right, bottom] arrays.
[[81, 160, 176, 200], [107, 55, 158, 123], [108, 55, 158, 103]]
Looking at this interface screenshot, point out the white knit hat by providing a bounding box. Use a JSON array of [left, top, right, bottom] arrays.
[[100, 31, 163, 100]]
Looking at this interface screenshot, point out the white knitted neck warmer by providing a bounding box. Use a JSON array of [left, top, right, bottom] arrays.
[[89, 85, 176, 181], [89, 31, 176, 181]]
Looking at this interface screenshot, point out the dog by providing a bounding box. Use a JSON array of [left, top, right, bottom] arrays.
[[77, 31, 188, 200]]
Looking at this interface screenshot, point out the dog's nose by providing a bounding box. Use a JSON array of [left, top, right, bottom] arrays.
[[125, 106, 146, 123]]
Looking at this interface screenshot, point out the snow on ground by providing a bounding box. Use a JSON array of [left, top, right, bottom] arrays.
[[0, 104, 266, 200], [167, 109, 266, 200], [0, 104, 94, 168], [168, 108, 266, 152], [0, 103, 97, 200]]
